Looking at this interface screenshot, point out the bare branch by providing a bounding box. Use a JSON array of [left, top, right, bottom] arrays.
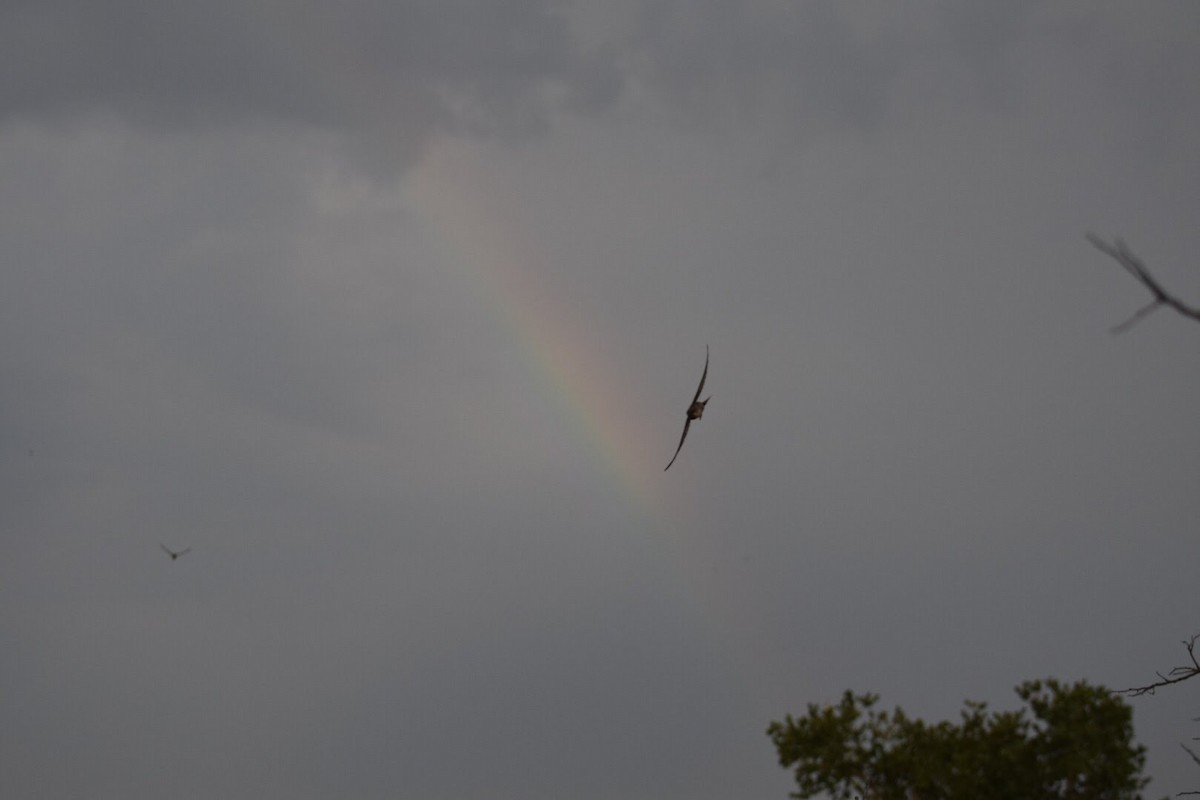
[[1110, 299, 1165, 334], [1121, 635, 1200, 696], [1182, 741, 1200, 799], [1087, 234, 1200, 332]]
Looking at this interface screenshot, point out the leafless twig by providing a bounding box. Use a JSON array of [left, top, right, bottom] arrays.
[[1177, 732, 1200, 796], [1087, 234, 1200, 333], [1121, 635, 1200, 697]]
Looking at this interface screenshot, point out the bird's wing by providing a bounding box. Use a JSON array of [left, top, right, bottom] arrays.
[[664, 419, 692, 471], [691, 345, 709, 404], [160, 544, 173, 557], [179, 548, 191, 557]]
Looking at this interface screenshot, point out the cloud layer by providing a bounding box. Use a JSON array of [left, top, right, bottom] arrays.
[[2, 4, 1198, 799]]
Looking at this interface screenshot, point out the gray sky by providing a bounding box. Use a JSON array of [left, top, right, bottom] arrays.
[[2, 3, 1198, 798]]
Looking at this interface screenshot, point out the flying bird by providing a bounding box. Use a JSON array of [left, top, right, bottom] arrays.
[[160, 544, 192, 561], [665, 345, 710, 471]]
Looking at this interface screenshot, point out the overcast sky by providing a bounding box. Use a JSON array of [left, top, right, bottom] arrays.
[[2, 3, 1198, 798]]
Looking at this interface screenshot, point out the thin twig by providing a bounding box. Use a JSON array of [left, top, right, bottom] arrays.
[[1121, 635, 1200, 696], [1087, 234, 1200, 332], [1183, 741, 1200, 798], [1173, 717, 1200, 797]]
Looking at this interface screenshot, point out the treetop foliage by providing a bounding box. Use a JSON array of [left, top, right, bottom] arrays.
[[767, 679, 1153, 800]]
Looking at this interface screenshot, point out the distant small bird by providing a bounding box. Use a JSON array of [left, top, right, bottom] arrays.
[[160, 544, 192, 561], [665, 345, 710, 471]]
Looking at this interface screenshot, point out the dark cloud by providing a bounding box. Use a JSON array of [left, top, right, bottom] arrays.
[[619, 1, 901, 134], [586, 1, 1200, 160], [0, 0, 621, 168], [9, 1, 1196, 170]]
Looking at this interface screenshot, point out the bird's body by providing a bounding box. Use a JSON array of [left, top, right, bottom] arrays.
[[160, 544, 191, 561], [665, 346, 710, 471]]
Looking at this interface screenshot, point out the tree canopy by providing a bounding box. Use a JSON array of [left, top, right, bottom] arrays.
[[767, 679, 1152, 800]]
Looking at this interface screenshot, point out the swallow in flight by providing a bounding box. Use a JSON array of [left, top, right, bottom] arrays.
[[665, 345, 710, 471], [160, 544, 192, 561]]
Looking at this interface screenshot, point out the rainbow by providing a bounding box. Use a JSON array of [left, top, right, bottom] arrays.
[[403, 140, 668, 508]]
